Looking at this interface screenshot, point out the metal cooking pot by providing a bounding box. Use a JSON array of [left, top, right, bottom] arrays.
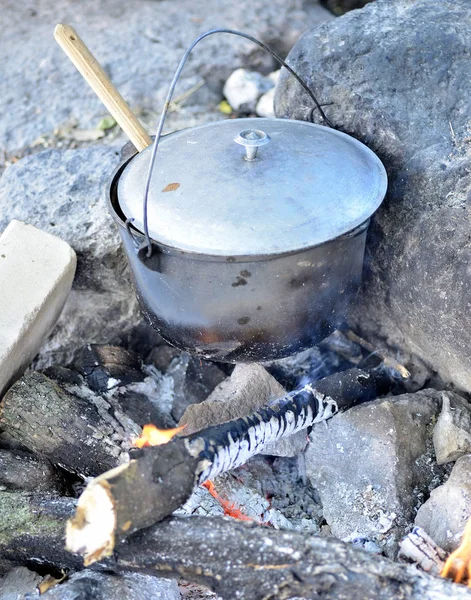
[[108, 115, 387, 362]]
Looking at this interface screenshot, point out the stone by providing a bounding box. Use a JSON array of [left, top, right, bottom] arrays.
[[255, 88, 275, 118], [168, 354, 226, 422], [0, 567, 42, 600], [0, 0, 332, 155], [305, 389, 443, 556], [433, 392, 471, 465], [33, 571, 181, 600], [275, 0, 471, 393], [0, 220, 76, 397], [255, 71, 280, 118], [223, 68, 274, 112], [179, 363, 308, 457], [0, 147, 142, 368], [415, 455, 471, 553]]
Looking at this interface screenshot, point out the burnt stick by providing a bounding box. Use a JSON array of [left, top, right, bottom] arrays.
[[66, 367, 394, 565]]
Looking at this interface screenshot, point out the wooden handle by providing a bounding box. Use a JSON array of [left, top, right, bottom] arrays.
[[54, 24, 152, 152]]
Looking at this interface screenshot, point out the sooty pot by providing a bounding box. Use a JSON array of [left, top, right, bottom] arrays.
[[108, 117, 387, 363]]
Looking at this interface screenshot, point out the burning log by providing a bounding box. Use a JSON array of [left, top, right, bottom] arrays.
[[66, 367, 394, 564]]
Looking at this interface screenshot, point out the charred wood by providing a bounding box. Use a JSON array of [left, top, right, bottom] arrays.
[[66, 367, 396, 564], [76, 344, 144, 392], [0, 372, 138, 478], [0, 490, 80, 573], [0, 449, 65, 494], [107, 517, 471, 600], [1, 492, 467, 600]]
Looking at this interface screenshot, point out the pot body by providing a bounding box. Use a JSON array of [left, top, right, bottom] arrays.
[[109, 150, 368, 363]]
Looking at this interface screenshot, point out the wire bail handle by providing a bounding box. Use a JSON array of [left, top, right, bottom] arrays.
[[141, 28, 332, 258]]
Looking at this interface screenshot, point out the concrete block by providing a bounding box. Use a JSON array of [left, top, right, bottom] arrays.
[[0, 220, 76, 398]]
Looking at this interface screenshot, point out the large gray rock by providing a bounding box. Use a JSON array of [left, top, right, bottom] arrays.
[[275, 0, 471, 393], [415, 454, 471, 553], [0, 147, 141, 366], [0, 0, 332, 155], [306, 390, 443, 556]]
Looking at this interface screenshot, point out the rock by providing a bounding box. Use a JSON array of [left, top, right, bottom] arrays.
[[256, 88, 275, 118], [168, 354, 226, 422], [223, 68, 273, 112], [275, 0, 471, 393], [0, 0, 332, 155], [34, 571, 181, 600], [306, 389, 443, 556], [179, 363, 307, 457], [255, 71, 280, 118], [0, 567, 42, 600], [433, 392, 471, 465], [415, 455, 471, 553], [0, 220, 76, 397], [0, 147, 142, 367]]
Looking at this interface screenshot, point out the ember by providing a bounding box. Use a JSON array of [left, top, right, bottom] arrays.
[[202, 480, 254, 521]]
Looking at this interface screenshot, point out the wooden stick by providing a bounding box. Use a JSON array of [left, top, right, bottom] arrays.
[[54, 24, 152, 152], [346, 329, 411, 379]]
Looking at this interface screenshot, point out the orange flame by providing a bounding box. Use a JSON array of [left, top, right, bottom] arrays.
[[202, 480, 253, 522], [442, 516, 471, 586], [134, 424, 186, 448]]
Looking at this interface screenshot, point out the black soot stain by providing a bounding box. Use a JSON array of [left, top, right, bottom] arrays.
[[232, 276, 247, 287], [237, 316, 251, 325]]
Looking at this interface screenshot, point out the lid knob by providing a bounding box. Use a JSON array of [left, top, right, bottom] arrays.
[[234, 129, 271, 161]]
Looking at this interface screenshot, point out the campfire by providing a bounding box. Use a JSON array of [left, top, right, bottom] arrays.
[[0, 324, 468, 599], [3, 7, 471, 600]]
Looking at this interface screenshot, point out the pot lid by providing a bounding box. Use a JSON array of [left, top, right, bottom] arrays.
[[118, 118, 387, 256]]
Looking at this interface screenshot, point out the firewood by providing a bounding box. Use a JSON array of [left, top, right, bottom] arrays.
[[0, 449, 65, 494], [108, 516, 471, 600], [0, 490, 80, 572], [0, 371, 139, 477], [66, 367, 395, 565], [2, 498, 469, 600]]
